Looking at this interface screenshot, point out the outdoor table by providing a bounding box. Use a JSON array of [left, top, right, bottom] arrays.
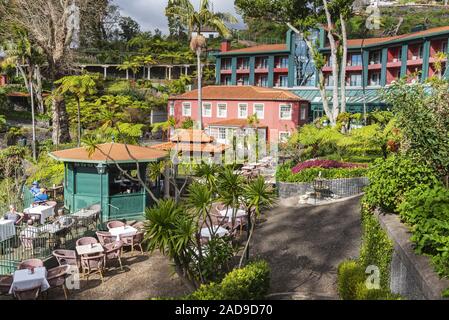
[[200, 226, 229, 240], [72, 209, 98, 218], [0, 219, 16, 242], [76, 243, 104, 256], [24, 205, 55, 224], [219, 208, 247, 222], [9, 266, 50, 294], [109, 225, 138, 241], [38, 223, 63, 235]]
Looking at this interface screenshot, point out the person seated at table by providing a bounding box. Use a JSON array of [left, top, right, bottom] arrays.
[[3, 205, 22, 223], [33, 188, 49, 203], [29, 181, 41, 197]]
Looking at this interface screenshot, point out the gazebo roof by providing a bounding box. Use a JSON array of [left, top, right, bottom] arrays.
[[150, 141, 229, 154], [49, 143, 168, 164], [170, 129, 214, 143]]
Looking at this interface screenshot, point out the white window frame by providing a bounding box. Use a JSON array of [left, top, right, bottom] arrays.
[[217, 103, 227, 118], [279, 104, 292, 120], [182, 102, 191, 117], [202, 102, 212, 118], [218, 127, 227, 140], [169, 102, 175, 116], [279, 131, 291, 143], [238, 103, 248, 119], [253, 103, 265, 120], [300, 104, 307, 120]]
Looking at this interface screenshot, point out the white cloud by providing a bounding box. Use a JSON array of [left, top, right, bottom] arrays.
[[113, 0, 243, 34]]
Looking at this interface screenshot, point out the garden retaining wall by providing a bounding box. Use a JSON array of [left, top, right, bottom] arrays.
[[375, 212, 449, 300], [277, 177, 369, 199]]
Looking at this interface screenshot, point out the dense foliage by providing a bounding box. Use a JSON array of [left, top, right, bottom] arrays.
[[364, 155, 439, 213], [399, 186, 449, 277], [187, 260, 270, 300], [276, 162, 367, 183], [291, 159, 366, 174]]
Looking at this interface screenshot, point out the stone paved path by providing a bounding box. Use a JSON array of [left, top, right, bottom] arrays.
[[251, 196, 362, 300]]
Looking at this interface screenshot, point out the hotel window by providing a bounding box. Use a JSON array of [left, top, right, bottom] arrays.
[[349, 74, 362, 87], [254, 104, 264, 119], [221, 58, 232, 70], [203, 103, 212, 117], [217, 104, 227, 118], [277, 56, 289, 68], [219, 128, 227, 140], [300, 104, 307, 120], [277, 75, 288, 87], [258, 75, 268, 87], [350, 54, 362, 66], [326, 75, 334, 86], [369, 51, 381, 64], [223, 75, 232, 85], [279, 104, 292, 120], [257, 57, 268, 69], [238, 58, 250, 70], [442, 41, 448, 54], [370, 72, 381, 86], [169, 102, 174, 116], [279, 131, 291, 143], [238, 104, 248, 119], [182, 103, 191, 117]]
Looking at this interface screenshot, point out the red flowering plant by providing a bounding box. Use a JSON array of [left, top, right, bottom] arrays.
[[291, 159, 367, 174]]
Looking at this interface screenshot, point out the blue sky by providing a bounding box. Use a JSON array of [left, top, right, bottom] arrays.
[[113, 0, 243, 33]]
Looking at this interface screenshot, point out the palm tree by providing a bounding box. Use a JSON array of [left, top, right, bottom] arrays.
[[144, 199, 199, 290], [240, 176, 277, 267], [166, 0, 237, 130], [217, 165, 245, 231], [54, 74, 99, 147]]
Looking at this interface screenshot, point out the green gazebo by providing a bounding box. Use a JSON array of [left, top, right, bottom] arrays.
[[50, 143, 168, 222]]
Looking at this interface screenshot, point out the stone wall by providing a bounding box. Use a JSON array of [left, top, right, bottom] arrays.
[[376, 213, 449, 300], [277, 177, 369, 199]]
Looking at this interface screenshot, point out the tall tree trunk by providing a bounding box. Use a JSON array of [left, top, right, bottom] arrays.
[[33, 66, 45, 114], [51, 95, 71, 145], [323, 0, 340, 126], [340, 13, 348, 116], [77, 98, 81, 147], [197, 47, 203, 130]]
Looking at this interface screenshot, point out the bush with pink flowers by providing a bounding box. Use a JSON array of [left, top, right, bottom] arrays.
[[291, 159, 367, 174]]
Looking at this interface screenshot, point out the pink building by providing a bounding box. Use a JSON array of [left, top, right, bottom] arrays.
[[168, 85, 310, 143]]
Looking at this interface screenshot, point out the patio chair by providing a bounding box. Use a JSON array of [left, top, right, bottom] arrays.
[[19, 232, 47, 256], [0, 275, 13, 296], [80, 253, 105, 283], [52, 249, 78, 268], [18, 258, 44, 270], [75, 237, 98, 247], [120, 231, 144, 255], [96, 231, 114, 246], [107, 220, 125, 230], [46, 265, 70, 300], [13, 284, 41, 300], [103, 240, 124, 270]]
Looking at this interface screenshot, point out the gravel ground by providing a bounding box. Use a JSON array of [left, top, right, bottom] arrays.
[[251, 196, 362, 300]]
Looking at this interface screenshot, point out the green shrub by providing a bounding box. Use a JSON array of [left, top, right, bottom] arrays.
[[187, 260, 271, 300], [359, 205, 394, 290], [398, 186, 449, 277], [276, 164, 367, 183], [337, 260, 366, 300], [364, 154, 439, 212]]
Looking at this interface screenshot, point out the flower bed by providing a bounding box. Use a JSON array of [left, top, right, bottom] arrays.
[[291, 159, 367, 174]]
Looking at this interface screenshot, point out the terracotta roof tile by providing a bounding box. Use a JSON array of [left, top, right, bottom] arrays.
[[208, 118, 268, 128], [49, 143, 167, 163], [170, 86, 304, 102], [223, 44, 287, 54], [170, 129, 214, 143], [150, 142, 228, 153]]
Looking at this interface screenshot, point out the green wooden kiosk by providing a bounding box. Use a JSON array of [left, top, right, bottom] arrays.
[[49, 143, 167, 222]]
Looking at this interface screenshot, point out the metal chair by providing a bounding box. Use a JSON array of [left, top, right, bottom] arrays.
[[46, 265, 70, 300], [52, 249, 78, 268], [103, 241, 124, 270], [120, 231, 144, 255], [107, 220, 125, 230], [80, 253, 105, 283], [18, 258, 44, 270], [96, 231, 114, 246]]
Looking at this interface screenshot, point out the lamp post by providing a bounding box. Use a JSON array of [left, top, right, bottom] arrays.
[[96, 162, 106, 224]]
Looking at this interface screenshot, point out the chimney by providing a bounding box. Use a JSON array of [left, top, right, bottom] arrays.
[[221, 40, 231, 53]]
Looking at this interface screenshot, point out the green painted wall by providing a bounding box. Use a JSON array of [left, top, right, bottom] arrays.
[[268, 56, 275, 87], [231, 57, 237, 85], [401, 44, 409, 77], [380, 47, 388, 86], [215, 58, 221, 85], [421, 40, 431, 81], [249, 56, 255, 85]]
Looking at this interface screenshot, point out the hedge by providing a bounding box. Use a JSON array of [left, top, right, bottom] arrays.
[[276, 164, 368, 183], [186, 260, 271, 300]]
